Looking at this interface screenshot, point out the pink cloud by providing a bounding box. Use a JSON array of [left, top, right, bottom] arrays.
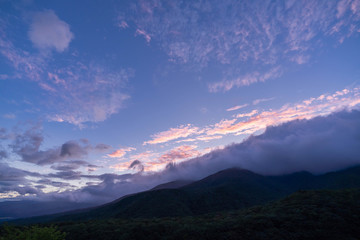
[[235, 110, 258, 118], [206, 88, 360, 137], [144, 124, 201, 145], [226, 104, 248, 112], [108, 147, 136, 158], [158, 145, 200, 163], [206, 119, 237, 136], [135, 29, 151, 42]]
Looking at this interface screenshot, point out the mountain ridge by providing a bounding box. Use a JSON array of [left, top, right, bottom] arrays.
[[9, 164, 360, 224]]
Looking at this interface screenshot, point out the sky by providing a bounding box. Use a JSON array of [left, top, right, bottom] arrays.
[[0, 0, 360, 203]]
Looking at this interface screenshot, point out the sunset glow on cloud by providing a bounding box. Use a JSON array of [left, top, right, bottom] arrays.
[[0, 0, 360, 204]]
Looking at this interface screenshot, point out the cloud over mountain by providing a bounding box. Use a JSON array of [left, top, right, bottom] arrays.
[[56, 109, 360, 203]]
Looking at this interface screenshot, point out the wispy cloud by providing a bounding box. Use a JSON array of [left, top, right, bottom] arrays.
[[158, 145, 200, 163], [0, 13, 133, 126], [209, 67, 282, 92], [119, 0, 360, 91], [2, 113, 16, 119], [144, 124, 201, 145], [253, 97, 275, 105], [234, 110, 258, 118], [144, 145, 201, 171], [135, 29, 151, 42], [196, 135, 223, 142], [108, 147, 136, 158], [205, 88, 360, 136], [226, 104, 248, 112], [149, 87, 360, 144]]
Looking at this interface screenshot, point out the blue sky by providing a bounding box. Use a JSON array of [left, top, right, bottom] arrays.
[[1, 0, 360, 202]]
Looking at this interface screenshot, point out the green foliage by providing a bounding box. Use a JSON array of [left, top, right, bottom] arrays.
[[0, 225, 66, 240]]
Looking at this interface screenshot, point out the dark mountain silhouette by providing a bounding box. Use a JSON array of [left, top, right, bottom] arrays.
[[151, 180, 194, 190], [10, 164, 360, 225], [51, 189, 360, 240]]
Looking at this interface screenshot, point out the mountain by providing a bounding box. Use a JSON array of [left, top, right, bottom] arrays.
[[12, 165, 360, 224], [13, 189, 359, 240], [151, 180, 194, 190]]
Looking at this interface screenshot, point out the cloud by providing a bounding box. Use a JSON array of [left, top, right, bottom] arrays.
[[135, 29, 151, 42], [144, 124, 201, 145], [28, 10, 74, 52], [0, 16, 133, 126], [108, 147, 136, 158], [0, 128, 9, 140], [0, 150, 7, 159], [226, 104, 248, 112], [196, 135, 223, 142], [253, 97, 276, 105], [50, 160, 97, 171], [45, 66, 133, 126], [120, 0, 360, 90], [235, 110, 259, 118], [3, 113, 16, 119], [50, 109, 360, 204], [47, 170, 83, 180], [36, 179, 72, 188], [158, 145, 200, 163], [206, 118, 237, 136], [205, 87, 360, 136], [9, 125, 111, 165], [128, 160, 144, 172], [172, 109, 360, 177], [209, 67, 282, 92], [0, 162, 41, 199], [142, 87, 360, 145]]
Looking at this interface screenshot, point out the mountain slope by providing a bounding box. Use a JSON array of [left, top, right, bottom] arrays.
[[48, 189, 360, 240], [11, 165, 360, 223]]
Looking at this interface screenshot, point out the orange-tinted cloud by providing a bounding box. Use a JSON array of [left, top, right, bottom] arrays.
[[158, 145, 200, 163], [108, 147, 136, 158], [234, 109, 258, 118], [144, 124, 201, 145], [206, 88, 360, 136]]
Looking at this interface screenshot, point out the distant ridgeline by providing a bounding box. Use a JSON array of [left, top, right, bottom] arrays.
[[7, 165, 360, 224]]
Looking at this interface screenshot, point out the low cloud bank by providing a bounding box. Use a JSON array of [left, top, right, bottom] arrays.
[[55, 109, 360, 204], [3, 110, 360, 205]]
